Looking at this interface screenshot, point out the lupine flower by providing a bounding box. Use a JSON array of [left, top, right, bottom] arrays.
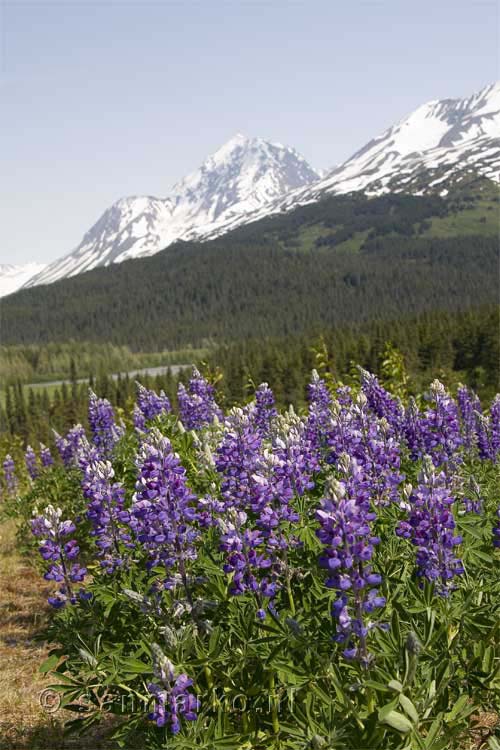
[[215, 409, 263, 512], [455, 386, 496, 462], [82, 459, 131, 572], [327, 392, 403, 506], [130, 430, 199, 594], [219, 510, 277, 601], [396, 459, 463, 596], [2, 454, 17, 496], [53, 425, 86, 467], [359, 368, 404, 434], [133, 382, 171, 432], [39, 443, 54, 468], [493, 506, 500, 548], [252, 383, 277, 436], [272, 411, 319, 498], [177, 368, 221, 431], [133, 405, 146, 433], [147, 643, 199, 733], [316, 455, 386, 664], [406, 381, 462, 467], [457, 385, 482, 452], [306, 370, 332, 454], [460, 475, 483, 515], [76, 435, 101, 473], [31, 505, 87, 608], [25, 445, 39, 480], [489, 395, 500, 462], [215, 409, 302, 613], [88, 390, 123, 458]]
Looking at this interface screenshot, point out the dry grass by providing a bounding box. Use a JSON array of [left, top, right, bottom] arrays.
[[0, 521, 114, 749]]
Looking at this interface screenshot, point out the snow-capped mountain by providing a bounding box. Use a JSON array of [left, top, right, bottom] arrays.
[[14, 81, 500, 292], [0, 263, 46, 298], [24, 135, 319, 288], [275, 81, 500, 208]]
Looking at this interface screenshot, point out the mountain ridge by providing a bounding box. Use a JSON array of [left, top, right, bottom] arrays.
[[23, 135, 319, 289], [4, 81, 499, 296]]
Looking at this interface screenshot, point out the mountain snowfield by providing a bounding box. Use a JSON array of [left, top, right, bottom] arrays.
[[0, 263, 46, 298], [274, 81, 500, 209], [4, 81, 499, 296]]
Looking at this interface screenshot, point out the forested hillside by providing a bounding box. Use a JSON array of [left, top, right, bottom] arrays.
[[1, 306, 497, 447], [1, 180, 497, 350]]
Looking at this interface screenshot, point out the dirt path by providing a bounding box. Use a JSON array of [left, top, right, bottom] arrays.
[[0, 521, 116, 749]]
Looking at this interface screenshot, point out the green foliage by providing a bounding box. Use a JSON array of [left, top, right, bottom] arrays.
[[0, 341, 205, 387], [1, 306, 498, 455]]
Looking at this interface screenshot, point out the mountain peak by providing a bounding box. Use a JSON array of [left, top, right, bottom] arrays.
[[11, 81, 499, 296], [288, 80, 500, 199], [23, 133, 319, 289]]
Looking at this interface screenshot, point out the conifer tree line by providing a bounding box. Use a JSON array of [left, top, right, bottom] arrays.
[[1, 306, 497, 449]]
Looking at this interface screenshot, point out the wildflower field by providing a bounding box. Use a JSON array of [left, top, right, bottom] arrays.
[[1, 368, 500, 749]]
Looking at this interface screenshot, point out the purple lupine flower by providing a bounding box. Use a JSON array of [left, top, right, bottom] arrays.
[[489, 395, 500, 462], [135, 382, 171, 429], [76, 435, 101, 473], [460, 475, 483, 515], [305, 370, 332, 453], [493, 506, 500, 548], [147, 643, 199, 733], [218, 510, 277, 604], [407, 381, 462, 467], [31, 505, 87, 608], [252, 383, 277, 436], [39, 443, 54, 468], [272, 413, 318, 501], [2, 454, 18, 496], [88, 390, 123, 458], [53, 425, 86, 467], [130, 430, 199, 593], [177, 368, 221, 431], [25, 445, 39, 481], [396, 459, 464, 596], [403, 398, 424, 460], [82, 459, 131, 573], [316, 455, 386, 665], [327, 391, 403, 506], [215, 409, 301, 613], [359, 368, 404, 434], [215, 409, 263, 512], [133, 405, 146, 432], [475, 414, 494, 461], [457, 385, 482, 452], [455, 385, 498, 461]]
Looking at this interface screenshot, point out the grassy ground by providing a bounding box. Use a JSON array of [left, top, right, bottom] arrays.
[[0, 521, 115, 749]]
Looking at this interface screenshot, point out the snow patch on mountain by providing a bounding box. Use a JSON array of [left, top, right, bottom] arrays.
[[0, 263, 47, 298], [285, 81, 500, 201]]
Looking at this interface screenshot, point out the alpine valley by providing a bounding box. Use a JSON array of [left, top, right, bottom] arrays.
[[4, 80, 498, 297]]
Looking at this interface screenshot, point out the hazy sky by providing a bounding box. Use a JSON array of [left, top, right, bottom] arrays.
[[2, 0, 498, 264]]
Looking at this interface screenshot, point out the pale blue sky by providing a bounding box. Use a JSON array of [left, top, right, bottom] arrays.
[[2, 0, 498, 264]]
